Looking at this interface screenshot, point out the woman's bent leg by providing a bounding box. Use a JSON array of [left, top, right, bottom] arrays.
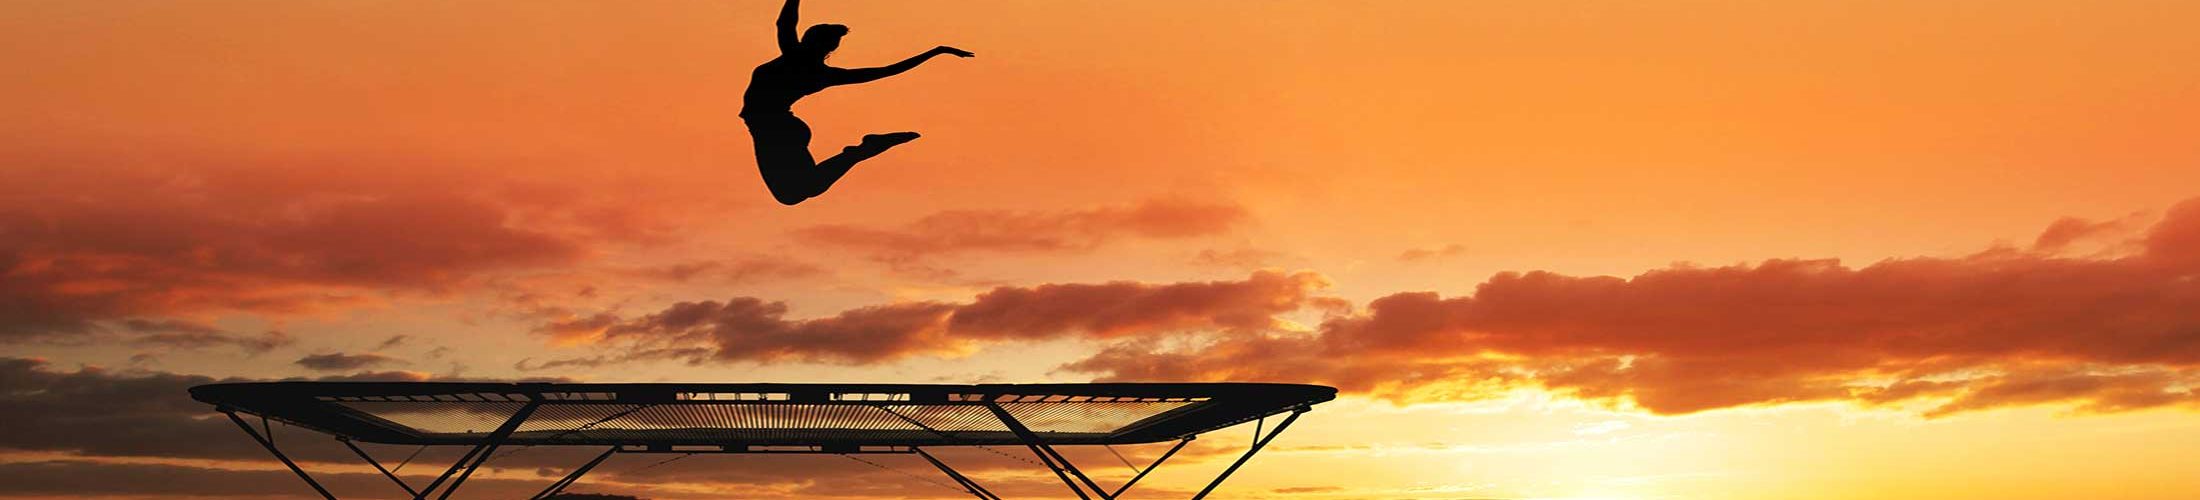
[[813, 132, 921, 184], [745, 113, 824, 205]]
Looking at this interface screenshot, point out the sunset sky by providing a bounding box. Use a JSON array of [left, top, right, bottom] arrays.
[[5, 0, 2200, 498]]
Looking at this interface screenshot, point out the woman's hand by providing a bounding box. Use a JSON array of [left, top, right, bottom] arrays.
[[932, 46, 975, 58]]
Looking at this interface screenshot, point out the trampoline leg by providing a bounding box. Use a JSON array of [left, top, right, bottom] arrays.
[[984, 403, 1097, 500], [225, 411, 336, 500], [915, 447, 1000, 500], [531, 446, 618, 500], [1110, 437, 1193, 499], [414, 401, 542, 500], [1190, 408, 1307, 500], [341, 437, 421, 498]]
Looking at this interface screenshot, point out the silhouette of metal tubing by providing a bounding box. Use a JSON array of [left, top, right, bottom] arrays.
[[531, 446, 618, 500], [339, 436, 421, 498], [986, 402, 1099, 499], [916, 447, 1001, 500], [1190, 407, 1307, 500], [189, 382, 1336, 498], [224, 409, 336, 500], [1110, 437, 1192, 499], [425, 400, 540, 500]]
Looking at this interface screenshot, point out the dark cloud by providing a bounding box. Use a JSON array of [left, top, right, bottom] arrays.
[[2032, 216, 2129, 251], [1065, 199, 2200, 416], [294, 352, 405, 371], [128, 326, 296, 354], [0, 154, 641, 340], [0, 460, 597, 499], [532, 271, 1335, 366], [0, 357, 559, 463], [374, 334, 413, 350], [948, 271, 1340, 338]]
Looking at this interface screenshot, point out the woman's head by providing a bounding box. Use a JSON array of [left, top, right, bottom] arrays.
[[799, 24, 848, 59]]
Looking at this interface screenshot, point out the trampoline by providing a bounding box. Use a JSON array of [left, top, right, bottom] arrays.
[[191, 382, 1336, 499]]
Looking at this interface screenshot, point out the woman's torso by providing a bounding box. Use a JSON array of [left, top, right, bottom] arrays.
[[742, 57, 833, 117]]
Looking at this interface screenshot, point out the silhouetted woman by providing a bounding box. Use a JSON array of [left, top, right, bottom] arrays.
[[744, 0, 973, 206]]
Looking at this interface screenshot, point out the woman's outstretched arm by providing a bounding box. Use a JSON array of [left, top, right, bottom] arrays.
[[776, 0, 801, 54], [828, 46, 974, 86]]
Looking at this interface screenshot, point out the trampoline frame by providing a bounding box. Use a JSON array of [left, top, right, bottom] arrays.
[[193, 382, 1333, 499]]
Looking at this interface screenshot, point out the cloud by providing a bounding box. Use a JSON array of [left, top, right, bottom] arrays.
[[0, 151, 662, 340], [1189, 248, 1291, 270], [0, 356, 565, 463], [0, 460, 599, 499], [294, 352, 405, 371], [621, 257, 825, 284], [1397, 244, 1469, 262], [1066, 198, 2200, 416], [947, 271, 1340, 338], [530, 271, 1335, 367], [374, 334, 413, 350], [123, 321, 296, 354], [793, 199, 1247, 263]]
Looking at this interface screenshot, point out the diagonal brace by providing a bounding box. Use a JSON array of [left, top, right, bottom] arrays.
[[983, 403, 1097, 499], [341, 437, 421, 498], [413, 401, 542, 500], [915, 447, 1001, 500], [984, 402, 1119, 499], [1190, 407, 1308, 499], [225, 410, 335, 500], [530, 446, 618, 500], [1110, 437, 1193, 499]]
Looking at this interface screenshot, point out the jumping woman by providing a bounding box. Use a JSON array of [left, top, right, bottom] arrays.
[[743, 0, 973, 206]]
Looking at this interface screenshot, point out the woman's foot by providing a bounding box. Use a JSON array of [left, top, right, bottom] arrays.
[[830, 131, 922, 165], [858, 131, 921, 151]]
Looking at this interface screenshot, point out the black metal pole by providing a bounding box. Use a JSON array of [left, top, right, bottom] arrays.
[[340, 437, 421, 498], [531, 446, 617, 500], [224, 411, 335, 500], [984, 403, 1093, 500], [1028, 437, 1111, 498], [435, 401, 541, 500], [914, 447, 1000, 500], [1110, 437, 1193, 499], [414, 441, 488, 499], [1190, 409, 1305, 500]]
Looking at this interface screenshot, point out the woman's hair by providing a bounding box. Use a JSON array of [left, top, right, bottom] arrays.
[[800, 24, 849, 59]]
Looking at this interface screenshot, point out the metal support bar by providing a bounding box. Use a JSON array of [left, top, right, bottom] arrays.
[[984, 403, 1094, 500], [341, 437, 422, 498], [914, 447, 1001, 500], [414, 438, 489, 499], [1040, 441, 1111, 498], [530, 447, 618, 500], [225, 411, 335, 500], [431, 401, 541, 500], [1109, 437, 1193, 499], [1190, 408, 1307, 500]]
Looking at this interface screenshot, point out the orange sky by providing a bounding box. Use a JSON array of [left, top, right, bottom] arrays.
[[4, 0, 2200, 499]]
